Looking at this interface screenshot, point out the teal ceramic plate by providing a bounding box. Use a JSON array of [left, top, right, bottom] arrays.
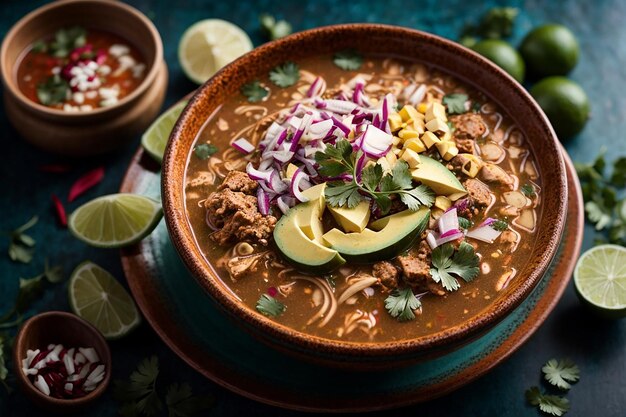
[[120, 147, 583, 412]]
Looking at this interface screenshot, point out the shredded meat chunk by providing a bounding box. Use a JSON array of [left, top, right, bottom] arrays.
[[218, 170, 258, 194], [373, 261, 399, 292], [479, 163, 515, 189], [451, 113, 486, 140], [498, 230, 518, 253], [397, 255, 445, 296], [458, 179, 492, 219], [456, 138, 476, 154], [205, 173, 276, 246]]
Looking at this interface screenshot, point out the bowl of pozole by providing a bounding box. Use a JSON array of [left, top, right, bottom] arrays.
[[162, 24, 567, 368], [0, 0, 167, 156]]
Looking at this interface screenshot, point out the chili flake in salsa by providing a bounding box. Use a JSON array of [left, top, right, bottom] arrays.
[[17, 26, 147, 112]]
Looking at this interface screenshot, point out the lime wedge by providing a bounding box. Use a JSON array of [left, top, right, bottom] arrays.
[[69, 194, 162, 248], [574, 244, 626, 319], [178, 19, 253, 84], [69, 261, 141, 339], [141, 100, 188, 163]]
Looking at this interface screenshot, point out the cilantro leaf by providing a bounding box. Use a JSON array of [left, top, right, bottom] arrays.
[[166, 383, 214, 417], [585, 201, 612, 230], [361, 163, 383, 192], [256, 294, 286, 317], [333, 49, 363, 71], [37, 75, 69, 106], [241, 81, 269, 103], [526, 386, 570, 416], [442, 93, 468, 115], [390, 160, 413, 190], [325, 182, 364, 208], [430, 242, 479, 291], [542, 358, 580, 390], [259, 14, 292, 40], [269, 62, 300, 87], [399, 185, 435, 211], [458, 216, 472, 230], [384, 287, 421, 322], [521, 183, 536, 197], [7, 215, 38, 264], [49, 26, 86, 58], [491, 219, 509, 231], [114, 355, 163, 416], [193, 143, 218, 160], [610, 156, 626, 187]]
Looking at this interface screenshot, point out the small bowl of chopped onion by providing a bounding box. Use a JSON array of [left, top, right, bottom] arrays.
[[0, 0, 167, 156], [13, 311, 111, 412]]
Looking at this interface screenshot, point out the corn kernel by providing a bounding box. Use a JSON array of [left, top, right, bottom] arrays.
[[388, 113, 403, 132], [404, 137, 427, 153], [392, 135, 402, 146], [421, 131, 441, 148], [398, 129, 420, 140], [392, 147, 402, 155], [425, 102, 447, 122], [443, 146, 459, 161], [448, 191, 468, 201], [417, 103, 428, 113], [435, 196, 452, 211], [411, 119, 425, 134], [435, 140, 453, 155], [399, 105, 421, 122], [426, 118, 450, 134], [400, 148, 421, 168], [385, 150, 398, 165]]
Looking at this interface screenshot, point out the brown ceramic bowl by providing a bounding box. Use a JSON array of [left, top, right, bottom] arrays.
[[0, 0, 167, 156], [162, 24, 567, 368], [13, 311, 112, 412]]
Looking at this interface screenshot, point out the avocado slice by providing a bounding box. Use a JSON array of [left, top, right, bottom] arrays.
[[411, 155, 467, 196], [322, 207, 430, 263], [327, 200, 371, 233], [273, 184, 345, 273]]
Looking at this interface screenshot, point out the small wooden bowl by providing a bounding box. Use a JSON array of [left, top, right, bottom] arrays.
[[0, 0, 167, 156], [13, 311, 112, 413]]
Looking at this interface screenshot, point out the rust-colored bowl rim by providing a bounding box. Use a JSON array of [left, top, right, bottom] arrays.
[[12, 311, 112, 407], [162, 24, 567, 359], [0, 0, 163, 118]]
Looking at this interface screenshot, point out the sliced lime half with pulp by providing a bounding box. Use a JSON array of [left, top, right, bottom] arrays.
[[141, 100, 188, 164]]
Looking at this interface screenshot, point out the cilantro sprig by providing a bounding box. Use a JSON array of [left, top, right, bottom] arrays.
[[194, 143, 219, 160], [259, 14, 292, 41], [429, 242, 479, 291], [256, 294, 286, 317], [384, 287, 422, 322], [241, 81, 269, 103], [575, 148, 626, 243], [491, 219, 509, 231], [315, 140, 434, 214], [114, 356, 214, 417], [37, 75, 70, 106], [333, 49, 363, 71], [442, 93, 469, 115], [6, 215, 38, 264], [542, 358, 580, 390], [526, 386, 570, 416], [269, 62, 300, 87]]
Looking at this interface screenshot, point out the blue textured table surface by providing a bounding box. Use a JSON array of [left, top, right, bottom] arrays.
[[1, 1, 625, 416]]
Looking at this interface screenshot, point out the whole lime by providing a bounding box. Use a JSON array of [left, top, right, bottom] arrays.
[[530, 77, 590, 140], [520, 24, 580, 76], [472, 39, 525, 83]]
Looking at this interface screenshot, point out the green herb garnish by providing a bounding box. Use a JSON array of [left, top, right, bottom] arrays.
[[241, 81, 269, 103], [31, 40, 48, 53], [269, 61, 300, 87], [315, 140, 434, 214], [442, 93, 469, 115], [521, 183, 536, 197], [491, 219, 508, 231], [575, 148, 626, 243], [461, 7, 519, 42], [256, 294, 286, 317], [259, 14, 292, 40], [0, 335, 8, 392], [6, 215, 38, 264], [542, 359, 580, 390], [193, 143, 219, 160], [525, 386, 570, 416], [333, 49, 363, 71], [384, 287, 421, 322], [458, 216, 472, 230], [36, 75, 69, 106], [114, 356, 213, 417], [471, 101, 482, 113], [430, 242, 479, 292], [49, 26, 86, 58]]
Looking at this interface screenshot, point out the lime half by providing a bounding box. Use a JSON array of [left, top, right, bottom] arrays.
[[69, 261, 141, 339], [142, 100, 188, 164], [69, 194, 162, 248], [178, 19, 253, 84], [574, 244, 626, 319]]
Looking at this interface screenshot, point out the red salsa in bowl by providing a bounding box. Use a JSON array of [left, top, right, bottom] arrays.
[[16, 26, 147, 112]]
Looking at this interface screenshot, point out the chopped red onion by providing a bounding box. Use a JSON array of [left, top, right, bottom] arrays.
[[246, 162, 273, 182], [232, 138, 255, 154], [290, 167, 310, 202], [427, 230, 465, 249], [257, 188, 270, 215], [466, 225, 502, 243], [438, 208, 459, 236]]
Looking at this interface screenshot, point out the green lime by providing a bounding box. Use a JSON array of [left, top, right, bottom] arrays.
[[69, 194, 162, 248], [520, 24, 579, 76], [472, 39, 525, 83], [141, 100, 188, 164], [574, 244, 626, 319], [530, 76, 589, 139], [69, 261, 141, 339]]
